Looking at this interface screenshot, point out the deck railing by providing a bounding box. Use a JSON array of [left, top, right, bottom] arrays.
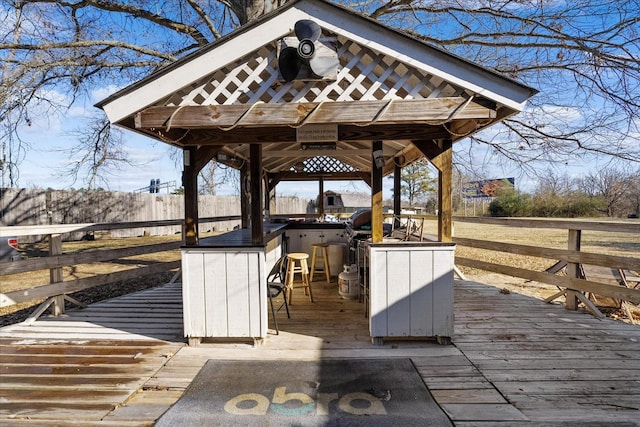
[[2, 215, 639, 321], [387, 214, 640, 318], [0, 216, 240, 317]]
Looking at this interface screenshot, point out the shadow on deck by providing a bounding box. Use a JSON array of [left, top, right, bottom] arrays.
[[1, 277, 639, 426]]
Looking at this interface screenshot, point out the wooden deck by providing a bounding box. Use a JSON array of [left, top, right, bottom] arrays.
[[1, 277, 639, 426]]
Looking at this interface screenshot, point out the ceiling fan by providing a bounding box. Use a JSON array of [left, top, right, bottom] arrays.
[[278, 19, 339, 82]]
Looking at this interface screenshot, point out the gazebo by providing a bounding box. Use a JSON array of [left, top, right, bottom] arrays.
[[97, 0, 536, 344]]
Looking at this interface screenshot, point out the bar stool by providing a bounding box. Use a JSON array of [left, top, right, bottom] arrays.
[[284, 252, 313, 304], [310, 243, 331, 284]]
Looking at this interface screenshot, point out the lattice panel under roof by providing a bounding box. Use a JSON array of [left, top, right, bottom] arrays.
[[169, 34, 469, 107], [293, 156, 357, 174]]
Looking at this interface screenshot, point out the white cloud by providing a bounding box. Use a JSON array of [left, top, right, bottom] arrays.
[[12, 88, 76, 137], [91, 85, 125, 104], [66, 105, 94, 119], [530, 104, 584, 124]]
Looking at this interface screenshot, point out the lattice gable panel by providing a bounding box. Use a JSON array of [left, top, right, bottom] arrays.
[[293, 156, 358, 174], [166, 33, 471, 108]]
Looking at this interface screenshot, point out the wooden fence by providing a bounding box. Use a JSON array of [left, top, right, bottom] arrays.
[[0, 189, 311, 239], [453, 216, 639, 299]]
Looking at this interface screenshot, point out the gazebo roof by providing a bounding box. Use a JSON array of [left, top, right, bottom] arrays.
[[97, 0, 537, 179]]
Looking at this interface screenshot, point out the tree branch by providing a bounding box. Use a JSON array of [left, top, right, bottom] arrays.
[[186, 0, 222, 39], [22, 0, 213, 45], [1, 40, 178, 61]]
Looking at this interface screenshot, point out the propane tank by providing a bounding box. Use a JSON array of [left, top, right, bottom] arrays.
[[338, 264, 359, 299]]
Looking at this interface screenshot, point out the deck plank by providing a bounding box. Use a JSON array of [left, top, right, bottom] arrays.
[[453, 280, 640, 424], [0, 283, 182, 423]]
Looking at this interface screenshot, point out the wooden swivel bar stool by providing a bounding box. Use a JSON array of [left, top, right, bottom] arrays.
[[284, 253, 313, 303], [310, 243, 331, 284]]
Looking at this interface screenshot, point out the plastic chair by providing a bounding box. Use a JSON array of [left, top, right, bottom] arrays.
[[267, 256, 291, 334]]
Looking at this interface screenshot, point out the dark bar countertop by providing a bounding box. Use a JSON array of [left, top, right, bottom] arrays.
[[186, 222, 346, 248]]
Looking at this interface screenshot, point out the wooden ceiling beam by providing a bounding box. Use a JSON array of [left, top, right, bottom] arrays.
[[358, 171, 372, 187], [412, 139, 455, 173], [380, 141, 441, 175], [145, 124, 449, 146], [267, 171, 367, 183], [134, 97, 496, 130], [264, 149, 372, 157], [193, 146, 221, 173], [412, 140, 444, 160]]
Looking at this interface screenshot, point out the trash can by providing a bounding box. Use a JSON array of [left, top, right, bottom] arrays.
[[326, 241, 347, 276]]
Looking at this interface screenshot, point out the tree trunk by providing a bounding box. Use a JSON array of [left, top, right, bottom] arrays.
[[229, 0, 283, 24]]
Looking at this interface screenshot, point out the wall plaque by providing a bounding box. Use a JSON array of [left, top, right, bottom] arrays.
[[296, 124, 338, 143]]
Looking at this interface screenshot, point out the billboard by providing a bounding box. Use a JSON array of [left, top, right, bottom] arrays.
[[462, 178, 515, 198]]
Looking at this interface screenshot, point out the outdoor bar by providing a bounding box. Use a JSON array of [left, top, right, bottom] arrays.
[[96, 0, 536, 345], [180, 219, 457, 345]]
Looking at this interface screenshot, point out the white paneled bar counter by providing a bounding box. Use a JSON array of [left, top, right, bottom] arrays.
[[181, 223, 288, 345], [181, 222, 454, 345], [366, 240, 455, 345]]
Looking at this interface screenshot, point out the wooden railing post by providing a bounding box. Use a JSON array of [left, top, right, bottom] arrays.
[[49, 234, 65, 315], [565, 229, 581, 310]]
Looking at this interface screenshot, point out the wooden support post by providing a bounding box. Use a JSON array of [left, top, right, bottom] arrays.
[[240, 161, 250, 229], [250, 144, 263, 245], [263, 174, 270, 221], [265, 178, 276, 220], [318, 176, 324, 219], [371, 140, 384, 243], [183, 147, 199, 246], [393, 163, 401, 230], [415, 138, 453, 242], [566, 229, 581, 310], [269, 185, 277, 215], [435, 139, 453, 242]]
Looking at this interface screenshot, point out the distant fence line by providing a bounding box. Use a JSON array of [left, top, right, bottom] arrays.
[[0, 188, 310, 240]]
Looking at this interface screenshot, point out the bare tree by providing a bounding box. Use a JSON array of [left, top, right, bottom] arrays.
[[199, 162, 239, 195], [1, 0, 638, 189], [392, 158, 436, 207], [56, 114, 134, 189], [622, 170, 640, 217], [368, 0, 640, 171], [579, 166, 630, 217], [534, 170, 577, 197]]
